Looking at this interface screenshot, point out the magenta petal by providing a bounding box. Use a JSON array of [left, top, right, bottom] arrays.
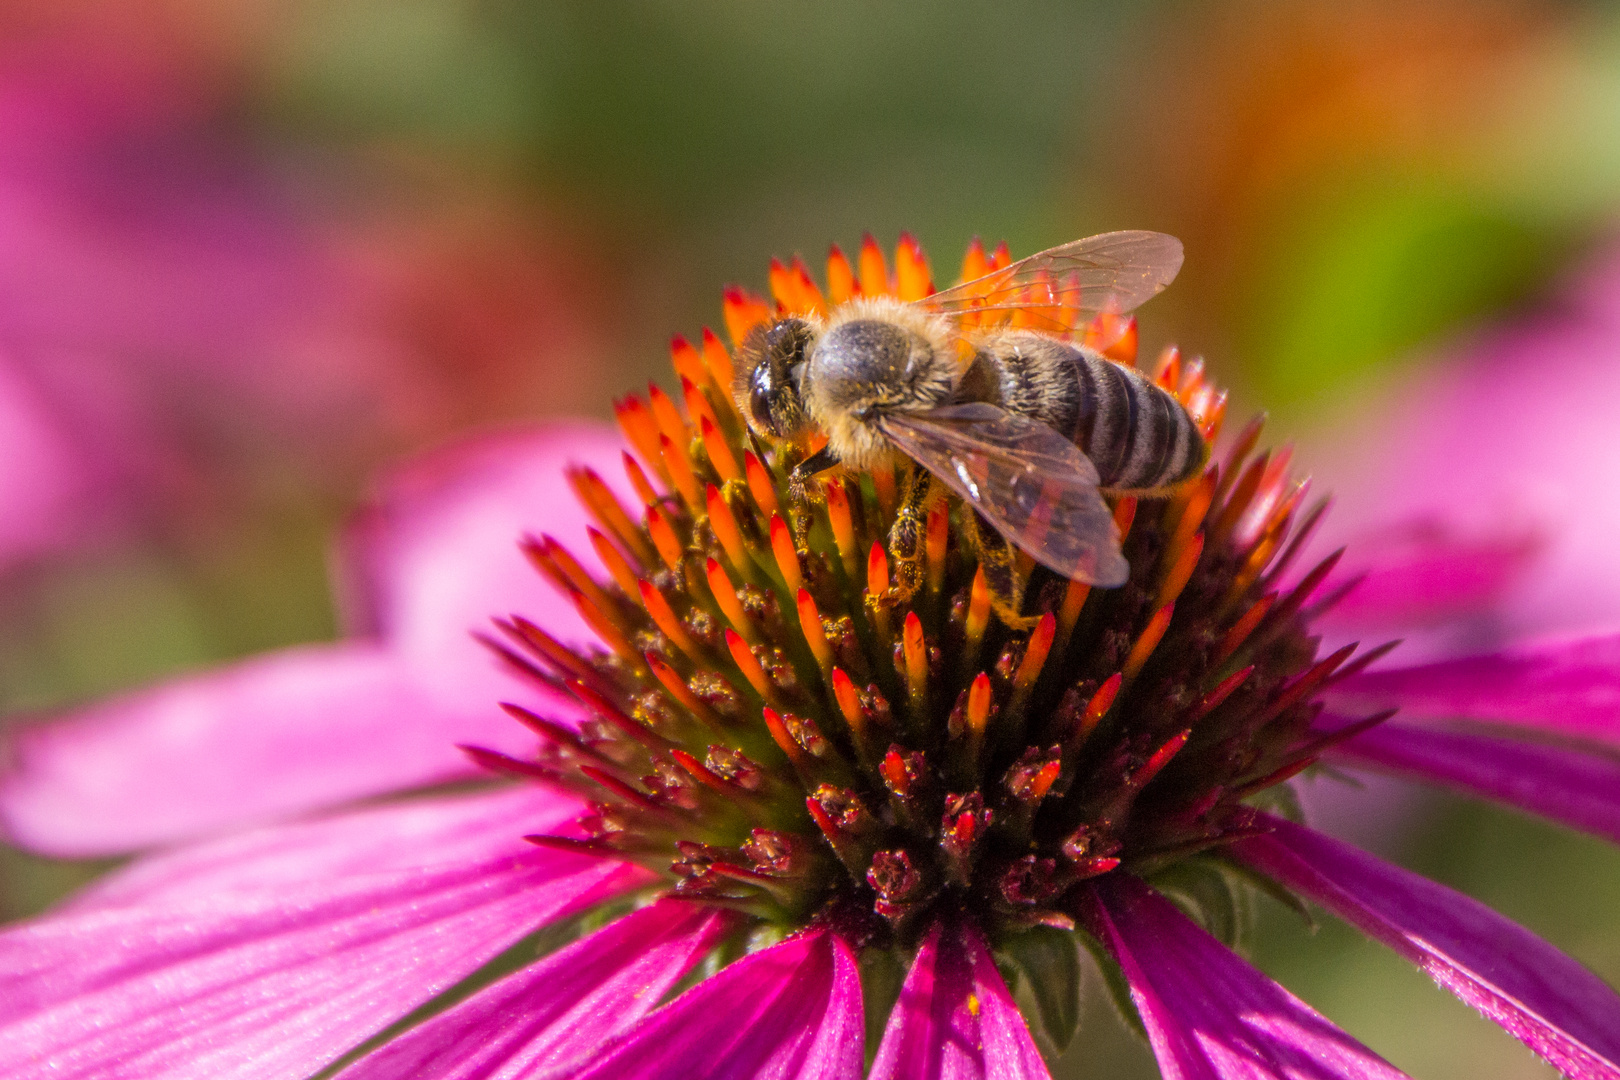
[[66, 785, 583, 910], [338, 899, 734, 1080], [870, 919, 1050, 1080], [340, 424, 633, 694], [1232, 815, 1620, 1079], [0, 850, 641, 1080], [1318, 523, 1540, 632], [1323, 722, 1620, 845], [1084, 874, 1410, 1080], [1330, 632, 1620, 742], [0, 641, 540, 856], [567, 928, 865, 1080]]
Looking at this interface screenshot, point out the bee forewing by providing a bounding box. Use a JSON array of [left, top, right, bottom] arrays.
[[879, 404, 1129, 587], [920, 231, 1184, 330]]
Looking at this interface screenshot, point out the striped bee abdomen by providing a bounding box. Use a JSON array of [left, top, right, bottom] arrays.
[[1072, 352, 1204, 492], [977, 331, 1207, 494]]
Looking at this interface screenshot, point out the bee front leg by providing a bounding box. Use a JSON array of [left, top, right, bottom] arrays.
[[788, 445, 841, 507], [880, 468, 940, 607], [961, 510, 1038, 631], [788, 445, 841, 544]]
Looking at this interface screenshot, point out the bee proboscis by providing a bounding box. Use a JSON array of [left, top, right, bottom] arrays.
[[737, 231, 1208, 622]]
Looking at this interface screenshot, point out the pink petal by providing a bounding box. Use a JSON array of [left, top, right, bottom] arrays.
[[1317, 523, 1540, 633], [338, 424, 634, 695], [66, 784, 583, 910], [567, 928, 865, 1080], [1323, 722, 1620, 845], [1083, 874, 1410, 1080], [0, 424, 639, 856], [1232, 815, 1620, 1080], [0, 641, 542, 857], [0, 849, 641, 1080], [1330, 632, 1620, 743], [870, 918, 1050, 1080], [338, 899, 734, 1079], [1301, 252, 1620, 641]]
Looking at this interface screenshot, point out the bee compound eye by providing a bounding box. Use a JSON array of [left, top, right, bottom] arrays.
[[749, 369, 780, 435]]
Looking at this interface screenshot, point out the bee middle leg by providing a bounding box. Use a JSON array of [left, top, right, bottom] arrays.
[[961, 511, 1039, 630], [881, 467, 941, 606]]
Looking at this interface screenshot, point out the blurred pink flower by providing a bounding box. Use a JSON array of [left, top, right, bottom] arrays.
[[1311, 238, 1620, 646], [0, 6, 613, 572], [0, 10, 419, 568], [3, 237, 1620, 1077]]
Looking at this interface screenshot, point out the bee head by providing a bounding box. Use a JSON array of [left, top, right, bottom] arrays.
[[738, 317, 814, 439]]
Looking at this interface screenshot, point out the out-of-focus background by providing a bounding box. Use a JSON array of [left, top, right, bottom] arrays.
[[1, 2, 1617, 1076]]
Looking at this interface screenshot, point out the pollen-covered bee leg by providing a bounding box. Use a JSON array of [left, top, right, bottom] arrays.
[[881, 468, 941, 606], [787, 445, 841, 543], [961, 511, 1038, 630], [787, 445, 841, 507]]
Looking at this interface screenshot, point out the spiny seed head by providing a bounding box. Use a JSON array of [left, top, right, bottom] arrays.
[[477, 237, 1386, 949]]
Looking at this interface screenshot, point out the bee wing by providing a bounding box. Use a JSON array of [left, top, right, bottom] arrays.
[[879, 403, 1129, 587], [918, 231, 1183, 333]]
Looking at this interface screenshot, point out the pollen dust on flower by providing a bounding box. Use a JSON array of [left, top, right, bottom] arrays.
[[474, 234, 1392, 957]]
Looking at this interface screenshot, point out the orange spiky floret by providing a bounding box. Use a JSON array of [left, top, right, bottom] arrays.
[[722, 285, 773, 347], [670, 335, 706, 388], [699, 327, 736, 399], [826, 245, 857, 304], [895, 232, 933, 302], [858, 233, 888, 296], [477, 232, 1390, 952], [960, 236, 991, 286]]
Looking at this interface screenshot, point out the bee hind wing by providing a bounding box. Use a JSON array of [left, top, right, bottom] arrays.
[[879, 404, 1129, 587]]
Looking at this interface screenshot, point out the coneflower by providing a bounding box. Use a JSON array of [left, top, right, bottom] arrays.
[[2, 236, 1618, 1080]]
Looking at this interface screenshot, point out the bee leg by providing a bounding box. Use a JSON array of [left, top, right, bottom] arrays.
[[787, 446, 841, 506], [962, 511, 1039, 630], [881, 467, 940, 606], [788, 445, 841, 544]]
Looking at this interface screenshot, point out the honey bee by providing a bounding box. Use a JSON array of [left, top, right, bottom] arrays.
[[736, 231, 1207, 623]]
